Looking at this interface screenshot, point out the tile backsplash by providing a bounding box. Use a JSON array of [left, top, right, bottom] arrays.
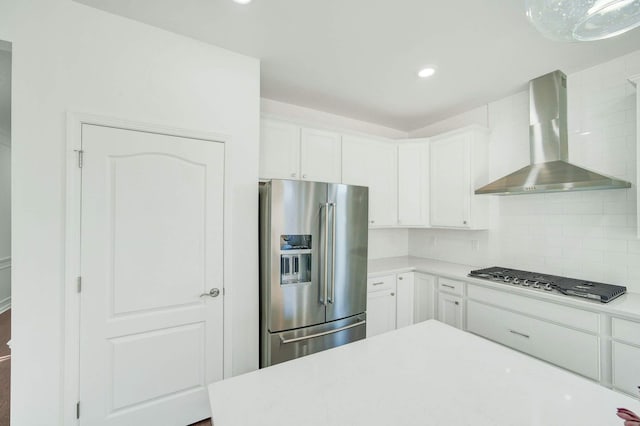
[[409, 49, 640, 293]]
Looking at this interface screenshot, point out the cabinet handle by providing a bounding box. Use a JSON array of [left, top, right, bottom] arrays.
[[372, 281, 384, 286], [370, 220, 375, 224], [398, 277, 403, 280], [463, 220, 468, 225], [442, 284, 455, 289], [454, 301, 459, 305], [390, 292, 395, 296], [509, 329, 530, 339]]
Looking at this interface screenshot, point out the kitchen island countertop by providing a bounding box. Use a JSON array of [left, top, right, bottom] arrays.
[[208, 320, 639, 426]]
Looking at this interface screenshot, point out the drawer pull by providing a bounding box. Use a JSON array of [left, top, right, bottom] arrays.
[[442, 284, 456, 289], [509, 329, 530, 339], [372, 281, 384, 286]]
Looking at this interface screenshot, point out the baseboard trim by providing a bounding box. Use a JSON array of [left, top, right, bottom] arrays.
[[0, 297, 10, 314]]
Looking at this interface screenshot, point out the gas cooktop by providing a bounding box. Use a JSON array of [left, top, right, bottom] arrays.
[[468, 267, 626, 303]]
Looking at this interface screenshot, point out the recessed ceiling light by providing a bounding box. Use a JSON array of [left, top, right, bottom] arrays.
[[233, 0, 252, 4], [418, 67, 436, 78]]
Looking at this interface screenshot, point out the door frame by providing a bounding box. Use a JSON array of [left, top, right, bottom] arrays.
[[63, 112, 233, 425]]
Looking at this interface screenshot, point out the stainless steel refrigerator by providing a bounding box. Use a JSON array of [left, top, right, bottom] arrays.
[[259, 179, 368, 368]]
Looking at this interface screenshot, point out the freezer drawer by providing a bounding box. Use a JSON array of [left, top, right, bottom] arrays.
[[261, 314, 366, 368]]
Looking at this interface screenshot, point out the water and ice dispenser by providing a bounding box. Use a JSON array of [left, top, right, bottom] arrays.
[[280, 235, 312, 285]]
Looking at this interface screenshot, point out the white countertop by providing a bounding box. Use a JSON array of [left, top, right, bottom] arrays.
[[208, 321, 639, 426], [368, 256, 640, 322]]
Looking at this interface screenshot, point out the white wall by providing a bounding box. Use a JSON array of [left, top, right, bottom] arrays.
[[368, 229, 409, 259], [0, 48, 10, 312], [409, 49, 640, 293], [0, 1, 260, 424]]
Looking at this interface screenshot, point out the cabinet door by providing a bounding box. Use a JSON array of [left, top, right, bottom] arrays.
[[430, 133, 470, 228], [396, 272, 415, 329], [342, 136, 397, 227], [438, 293, 463, 329], [414, 273, 436, 323], [398, 141, 429, 226], [366, 290, 396, 337], [300, 128, 341, 183], [612, 342, 640, 397], [259, 119, 300, 180]]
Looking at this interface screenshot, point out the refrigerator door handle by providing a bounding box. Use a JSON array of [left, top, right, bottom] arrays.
[[321, 202, 330, 306], [329, 202, 336, 304], [279, 319, 366, 344]]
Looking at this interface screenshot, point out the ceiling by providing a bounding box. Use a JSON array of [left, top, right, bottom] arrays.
[[75, 0, 640, 131]]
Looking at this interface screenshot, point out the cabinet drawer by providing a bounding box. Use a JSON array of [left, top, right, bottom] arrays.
[[612, 342, 640, 397], [612, 317, 640, 346], [467, 285, 599, 333], [367, 274, 395, 292], [467, 301, 600, 380], [438, 277, 464, 296]]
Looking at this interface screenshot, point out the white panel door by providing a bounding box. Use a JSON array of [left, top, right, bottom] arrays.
[[430, 134, 470, 228], [259, 119, 300, 179], [300, 128, 341, 183], [79, 124, 224, 426]]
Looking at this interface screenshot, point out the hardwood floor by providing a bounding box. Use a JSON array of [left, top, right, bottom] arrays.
[[0, 308, 10, 426]]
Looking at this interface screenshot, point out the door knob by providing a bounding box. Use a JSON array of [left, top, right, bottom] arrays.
[[200, 288, 221, 298]]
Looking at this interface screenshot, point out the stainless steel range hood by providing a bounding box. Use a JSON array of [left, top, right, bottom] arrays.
[[475, 70, 631, 195]]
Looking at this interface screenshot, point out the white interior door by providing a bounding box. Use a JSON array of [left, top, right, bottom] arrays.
[[78, 124, 224, 426]]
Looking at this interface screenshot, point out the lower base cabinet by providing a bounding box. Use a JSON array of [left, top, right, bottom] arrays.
[[437, 293, 464, 329], [366, 289, 396, 337], [467, 300, 600, 380], [612, 342, 640, 397], [413, 273, 436, 323]]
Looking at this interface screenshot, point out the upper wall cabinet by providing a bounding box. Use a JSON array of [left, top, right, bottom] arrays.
[[342, 135, 397, 227], [259, 119, 342, 183], [429, 126, 489, 230], [397, 140, 429, 227], [260, 119, 300, 180]]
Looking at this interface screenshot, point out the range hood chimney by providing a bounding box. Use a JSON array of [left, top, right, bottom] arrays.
[[475, 70, 631, 195]]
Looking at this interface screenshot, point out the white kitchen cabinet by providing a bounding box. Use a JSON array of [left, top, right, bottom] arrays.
[[397, 140, 429, 226], [437, 293, 464, 329], [260, 119, 301, 180], [260, 119, 342, 183], [611, 317, 640, 396], [612, 342, 640, 397], [300, 127, 342, 183], [396, 272, 415, 329], [413, 273, 436, 323], [429, 126, 489, 229], [342, 135, 397, 227], [366, 289, 397, 338], [467, 300, 601, 380]]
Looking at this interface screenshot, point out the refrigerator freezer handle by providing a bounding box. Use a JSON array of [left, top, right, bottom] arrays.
[[329, 202, 336, 304]]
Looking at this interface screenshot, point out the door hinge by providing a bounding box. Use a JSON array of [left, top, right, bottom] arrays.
[[74, 149, 84, 168], [76, 401, 80, 419], [77, 276, 82, 293]]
